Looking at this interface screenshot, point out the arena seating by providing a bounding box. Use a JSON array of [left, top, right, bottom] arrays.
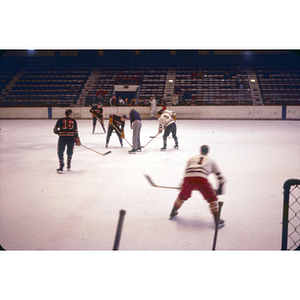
[[1, 51, 300, 107], [256, 66, 300, 105]]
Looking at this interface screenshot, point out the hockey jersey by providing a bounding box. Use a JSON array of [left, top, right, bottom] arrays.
[[90, 105, 103, 117], [53, 117, 79, 138], [158, 112, 174, 130], [184, 154, 222, 180]]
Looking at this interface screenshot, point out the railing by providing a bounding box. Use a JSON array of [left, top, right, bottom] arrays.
[[264, 96, 300, 106]]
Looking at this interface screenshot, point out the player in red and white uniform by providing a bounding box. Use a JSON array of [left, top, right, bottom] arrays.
[[157, 109, 178, 151], [53, 109, 81, 173], [170, 145, 226, 228]]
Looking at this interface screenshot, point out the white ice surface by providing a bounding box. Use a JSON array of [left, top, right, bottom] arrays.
[[1, 118, 299, 251]]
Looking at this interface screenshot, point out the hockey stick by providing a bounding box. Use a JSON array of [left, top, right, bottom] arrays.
[[113, 209, 126, 250], [81, 144, 111, 156], [111, 122, 133, 147], [212, 201, 224, 251], [144, 174, 181, 190], [142, 132, 161, 148], [93, 114, 106, 132]]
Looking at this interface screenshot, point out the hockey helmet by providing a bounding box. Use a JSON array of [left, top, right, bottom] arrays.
[[65, 109, 72, 116]]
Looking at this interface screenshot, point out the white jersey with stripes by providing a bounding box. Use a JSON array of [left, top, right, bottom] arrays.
[[184, 154, 221, 179]]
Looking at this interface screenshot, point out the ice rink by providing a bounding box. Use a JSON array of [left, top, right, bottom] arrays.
[[1, 117, 299, 251], [1, 117, 299, 299]]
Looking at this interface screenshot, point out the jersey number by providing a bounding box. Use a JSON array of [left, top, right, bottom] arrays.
[[198, 157, 204, 165], [62, 119, 74, 130]]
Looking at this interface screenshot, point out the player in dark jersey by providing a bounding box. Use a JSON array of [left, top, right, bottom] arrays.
[[105, 114, 127, 148], [90, 102, 106, 133], [53, 109, 81, 173]]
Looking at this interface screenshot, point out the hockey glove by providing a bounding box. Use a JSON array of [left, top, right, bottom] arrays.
[[75, 137, 81, 146], [216, 179, 226, 195]]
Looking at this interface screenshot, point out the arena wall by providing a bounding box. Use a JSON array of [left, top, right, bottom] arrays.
[[0, 106, 300, 120]]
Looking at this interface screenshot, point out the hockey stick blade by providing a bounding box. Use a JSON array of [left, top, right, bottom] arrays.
[[144, 174, 180, 190], [142, 132, 160, 148], [81, 145, 111, 157]]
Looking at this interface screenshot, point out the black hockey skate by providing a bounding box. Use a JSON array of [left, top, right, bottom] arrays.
[[128, 149, 137, 154], [160, 146, 166, 151], [56, 166, 64, 174]]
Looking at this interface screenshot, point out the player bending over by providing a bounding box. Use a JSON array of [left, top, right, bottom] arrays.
[[53, 109, 81, 173], [170, 145, 226, 229], [157, 109, 178, 151], [106, 114, 127, 148]]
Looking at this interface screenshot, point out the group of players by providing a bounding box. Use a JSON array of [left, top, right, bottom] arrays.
[[53, 103, 226, 229]]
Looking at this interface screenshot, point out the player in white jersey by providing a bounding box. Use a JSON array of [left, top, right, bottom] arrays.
[[170, 145, 226, 228], [162, 109, 176, 118], [157, 109, 178, 151]]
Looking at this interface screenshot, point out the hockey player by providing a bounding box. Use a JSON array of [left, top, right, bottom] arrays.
[[170, 145, 226, 229], [90, 102, 106, 133], [106, 114, 127, 148], [53, 109, 81, 173], [161, 108, 176, 121], [157, 109, 178, 151]]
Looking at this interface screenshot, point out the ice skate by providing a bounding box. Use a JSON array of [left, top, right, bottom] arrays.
[[128, 149, 137, 154], [160, 146, 166, 151], [56, 166, 64, 174], [217, 218, 225, 229], [169, 206, 178, 219]]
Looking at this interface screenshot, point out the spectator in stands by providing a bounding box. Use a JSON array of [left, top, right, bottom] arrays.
[[96, 89, 105, 103], [149, 96, 156, 119], [191, 70, 197, 80], [96, 88, 106, 98], [85, 91, 94, 106], [236, 66, 242, 76], [159, 96, 167, 109], [174, 86, 181, 94], [236, 80, 244, 90], [182, 88, 192, 105], [197, 69, 203, 79], [137, 98, 145, 106], [119, 97, 125, 106], [172, 93, 179, 106], [229, 69, 235, 78], [224, 70, 230, 79], [130, 98, 137, 106], [124, 98, 129, 106], [95, 93, 104, 106], [109, 95, 117, 106]]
